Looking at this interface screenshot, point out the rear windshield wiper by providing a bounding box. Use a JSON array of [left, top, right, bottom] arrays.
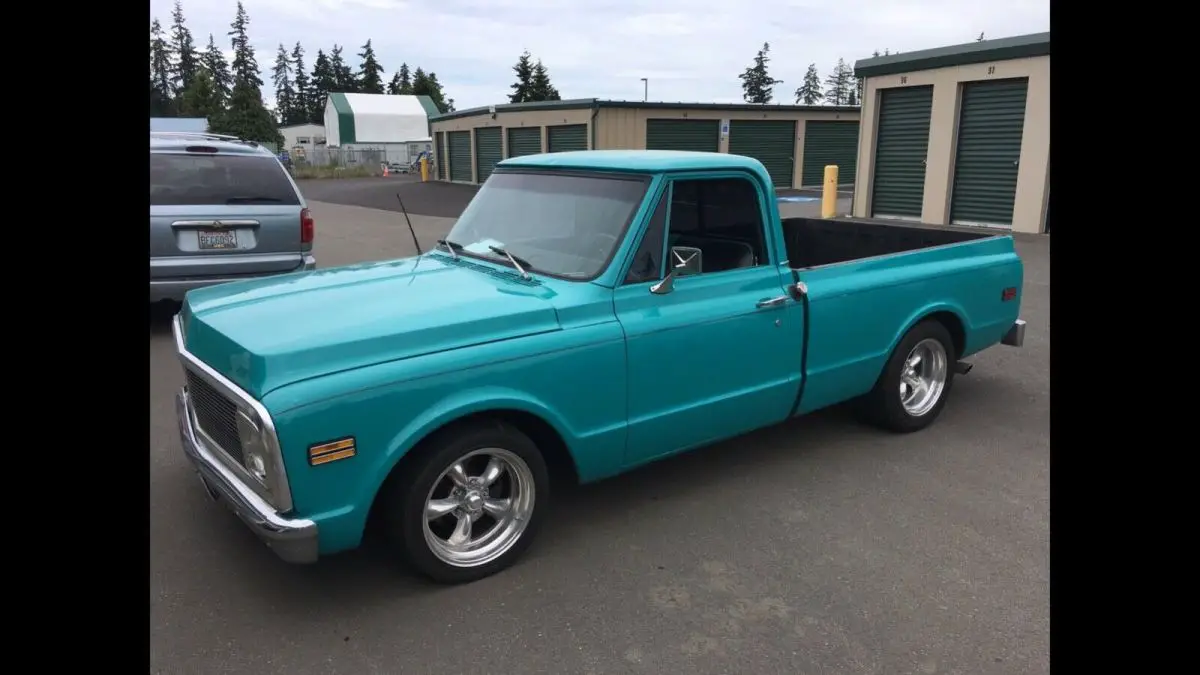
[[225, 196, 284, 203], [436, 238, 463, 259], [488, 245, 532, 280]]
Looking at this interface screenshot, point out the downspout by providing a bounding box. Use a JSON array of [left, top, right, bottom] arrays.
[[590, 99, 599, 150]]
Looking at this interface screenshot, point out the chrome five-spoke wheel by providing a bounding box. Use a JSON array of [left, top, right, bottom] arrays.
[[422, 448, 536, 568], [899, 337, 948, 417]]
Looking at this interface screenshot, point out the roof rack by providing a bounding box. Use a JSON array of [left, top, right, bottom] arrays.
[[150, 131, 259, 146]]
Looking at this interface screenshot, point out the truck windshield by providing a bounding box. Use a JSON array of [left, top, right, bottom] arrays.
[[444, 171, 648, 279]]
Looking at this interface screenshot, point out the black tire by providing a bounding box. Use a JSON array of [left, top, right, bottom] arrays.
[[380, 419, 550, 584], [857, 319, 956, 433]]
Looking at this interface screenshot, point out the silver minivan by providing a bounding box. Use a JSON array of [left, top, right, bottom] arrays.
[[150, 132, 316, 303]]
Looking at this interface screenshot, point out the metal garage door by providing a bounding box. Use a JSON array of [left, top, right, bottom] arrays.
[[448, 131, 472, 183], [870, 86, 934, 219], [474, 127, 502, 184], [729, 120, 796, 188], [949, 78, 1029, 227], [547, 124, 588, 153], [646, 119, 720, 152], [434, 132, 446, 180], [802, 121, 859, 187], [507, 126, 541, 157]]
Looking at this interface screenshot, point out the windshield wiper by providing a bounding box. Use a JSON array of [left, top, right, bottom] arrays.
[[488, 245, 532, 280], [225, 196, 284, 203], [436, 238, 463, 259]]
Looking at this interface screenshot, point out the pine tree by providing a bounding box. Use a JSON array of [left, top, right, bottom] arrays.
[[272, 44, 296, 125], [330, 45, 356, 93], [210, 1, 279, 146], [201, 33, 233, 109], [168, 0, 199, 94], [357, 39, 385, 94], [150, 19, 175, 114], [529, 60, 561, 101], [739, 42, 783, 104], [410, 68, 452, 112], [794, 63, 823, 105], [291, 43, 310, 126], [309, 49, 336, 123], [178, 69, 220, 119], [823, 58, 852, 106], [509, 50, 535, 103], [388, 63, 413, 95], [851, 72, 863, 106]]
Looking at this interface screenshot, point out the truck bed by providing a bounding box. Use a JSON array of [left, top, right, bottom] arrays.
[[782, 217, 998, 269]]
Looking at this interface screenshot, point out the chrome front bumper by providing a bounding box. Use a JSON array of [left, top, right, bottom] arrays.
[[1001, 319, 1027, 348], [176, 389, 319, 563]]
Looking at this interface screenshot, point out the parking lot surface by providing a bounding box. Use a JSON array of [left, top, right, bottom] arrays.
[[150, 195, 1050, 675]]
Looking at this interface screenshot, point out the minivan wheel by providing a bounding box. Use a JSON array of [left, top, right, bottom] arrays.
[[383, 420, 549, 584], [858, 319, 956, 433]]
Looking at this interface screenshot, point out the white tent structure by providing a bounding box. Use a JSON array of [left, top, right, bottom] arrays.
[[322, 93, 436, 165]]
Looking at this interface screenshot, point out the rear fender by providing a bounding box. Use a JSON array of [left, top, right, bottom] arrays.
[[883, 302, 972, 364]]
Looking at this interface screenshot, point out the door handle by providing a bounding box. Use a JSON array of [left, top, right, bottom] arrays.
[[756, 295, 789, 309]]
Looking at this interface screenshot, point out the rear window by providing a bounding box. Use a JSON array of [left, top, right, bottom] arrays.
[[150, 153, 300, 206]]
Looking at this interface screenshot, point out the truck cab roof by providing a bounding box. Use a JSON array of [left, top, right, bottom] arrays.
[[499, 150, 773, 183]]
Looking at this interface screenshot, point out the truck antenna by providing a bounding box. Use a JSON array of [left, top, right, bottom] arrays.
[[395, 193, 422, 255]]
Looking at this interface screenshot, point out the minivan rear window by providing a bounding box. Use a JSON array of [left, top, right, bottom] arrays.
[[150, 153, 300, 206]]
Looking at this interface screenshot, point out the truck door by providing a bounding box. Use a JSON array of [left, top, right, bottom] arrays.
[[613, 173, 804, 466]]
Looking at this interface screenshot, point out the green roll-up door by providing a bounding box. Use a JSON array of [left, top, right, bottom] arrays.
[[870, 86, 933, 218], [474, 127, 502, 183], [434, 132, 446, 180], [802, 121, 859, 187], [547, 124, 588, 153], [729, 120, 796, 188], [949, 78, 1029, 227], [448, 131, 472, 182], [646, 119, 719, 152], [507, 126, 542, 157]]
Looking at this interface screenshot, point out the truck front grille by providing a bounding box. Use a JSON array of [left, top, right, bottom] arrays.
[[185, 370, 244, 465]]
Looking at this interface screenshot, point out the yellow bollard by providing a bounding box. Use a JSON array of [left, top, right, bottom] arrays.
[[420, 157, 429, 182], [821, 165, 839, 219]]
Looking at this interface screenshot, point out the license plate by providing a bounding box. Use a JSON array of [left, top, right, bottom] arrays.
[[198, 229, 238, 250]]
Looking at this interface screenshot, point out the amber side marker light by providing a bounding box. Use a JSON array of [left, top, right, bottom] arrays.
[[309, 437, 357, 466]]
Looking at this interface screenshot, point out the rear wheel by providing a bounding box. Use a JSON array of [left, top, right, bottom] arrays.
[[382, 421, 549, 584], [858, 320, 956, 433]]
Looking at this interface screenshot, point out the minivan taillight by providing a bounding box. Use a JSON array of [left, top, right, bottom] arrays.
[[301, 208, 314, 244]]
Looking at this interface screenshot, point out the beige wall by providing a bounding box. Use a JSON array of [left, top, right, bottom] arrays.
[[430, 108, 595, 183], [852, 55, 1050, 233], [596, 107, 860, 188]]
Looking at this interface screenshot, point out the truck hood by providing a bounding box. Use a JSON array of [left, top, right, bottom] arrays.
[[181, 255, 561, 397]]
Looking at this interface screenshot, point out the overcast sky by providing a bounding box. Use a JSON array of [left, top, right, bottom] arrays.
[[150, 0, 1049, 111]]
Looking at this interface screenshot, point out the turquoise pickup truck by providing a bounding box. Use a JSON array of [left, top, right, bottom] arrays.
[[174, 150, 1026, 584]]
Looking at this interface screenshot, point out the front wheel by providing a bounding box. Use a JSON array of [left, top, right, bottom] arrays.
[[857, 319, 956, 433], [382, 421, 549, 584]]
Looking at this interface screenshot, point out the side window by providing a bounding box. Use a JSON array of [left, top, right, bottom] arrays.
[[624, 188, 669, 284], [667, 177, 768, 275]]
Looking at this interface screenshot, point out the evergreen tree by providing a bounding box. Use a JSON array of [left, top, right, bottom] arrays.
[[509, 50, 535, 103], [210, 1, 279, 146], [529, 60, 561, 101], [330, 45, 356, 92], [388, 63, 413, 95], [738, 42, 783, 104], [272, 44, 296, 125], [411, 68, 453, 113], [823, 58, 852, 106], [168, 0, 199, 93], [309, 49, 336, 123], [794, 63, 823, 105], [291, 43, 310, 126], [150, 19, 175, 114], [357, 39, 385, 94], [851, 73, 863, 106], [178, 69, 220, 120], [201, 33, 233, 109]]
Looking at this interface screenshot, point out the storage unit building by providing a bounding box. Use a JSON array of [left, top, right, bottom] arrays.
[[430, 99, 860, 188], [323, 92, 439, 165], [852, 32, 1050, 233]]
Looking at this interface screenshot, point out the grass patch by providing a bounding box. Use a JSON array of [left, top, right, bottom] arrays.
[[291, 165, 376, 180]]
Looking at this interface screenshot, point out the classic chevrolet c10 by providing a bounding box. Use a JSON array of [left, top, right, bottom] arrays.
[[174, 150, 1026, 584]]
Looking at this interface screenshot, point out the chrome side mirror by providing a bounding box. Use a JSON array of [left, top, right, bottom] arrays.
[[649, 246, 702, 295]]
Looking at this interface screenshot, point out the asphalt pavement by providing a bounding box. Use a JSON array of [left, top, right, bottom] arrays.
[[298, 175, 479, 218], [149, 197, 1049, 675]]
